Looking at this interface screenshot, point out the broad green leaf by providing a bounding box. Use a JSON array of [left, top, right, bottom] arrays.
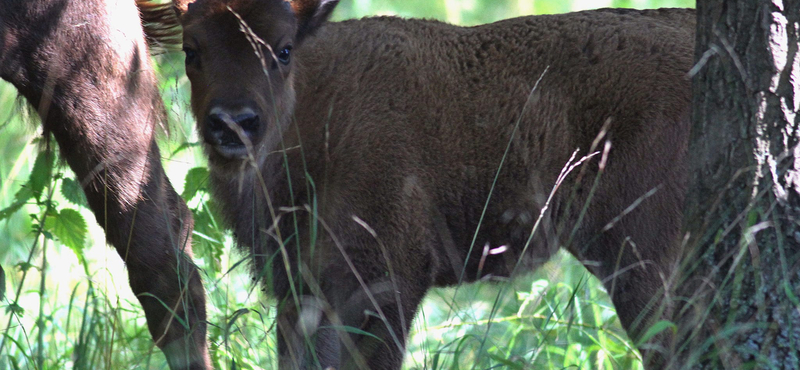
[[16, 261, 34, 272], [29, 150, 55, 201], [0, 186, 35, 221], [14, 186, 34, 203], [0, 201, 26, 221], [60, 177, 88, 207], [182, 167, 209, 201], [5, 302, 23, 316], [14, 186, 35, 202], [44, 208, 87, 256]]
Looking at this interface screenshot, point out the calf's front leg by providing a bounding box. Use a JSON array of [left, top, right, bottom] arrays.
[[275, 234, 431, 370]]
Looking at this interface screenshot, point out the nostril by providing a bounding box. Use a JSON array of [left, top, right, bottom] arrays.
[[205, 112, 242, 147], [207, 113, 227, 132], [235, 113, 259, 133]]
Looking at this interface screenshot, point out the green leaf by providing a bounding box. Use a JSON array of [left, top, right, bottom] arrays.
[[16, 262, 34, 272], [192, 230, 222, 244], [319, 325, 382, 341], [487, 353, 524, 369], [15, 186, 34, 203], [746, 209, 760, 228], [61, 177, 89, 207], [636, 320, 677, 346], [170, 141, 203, 157], [6, 302, 24, 316], [29, 150, 55, 201], [44, 208, 87, 256], [7, 353, 21, 370], [41, 230, 54, 240], [0, 201, 26, 221], [0, 187, 35, 221], [182, 167, 209, 201], [226, 308, 251, 329]]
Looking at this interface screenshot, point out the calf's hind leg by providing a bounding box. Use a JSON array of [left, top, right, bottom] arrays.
[[571, 226, 677, 369], [566, 171, 684, 367]]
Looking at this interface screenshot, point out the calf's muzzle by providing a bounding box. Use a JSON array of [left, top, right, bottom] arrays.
[[204, 106, 260, 159]]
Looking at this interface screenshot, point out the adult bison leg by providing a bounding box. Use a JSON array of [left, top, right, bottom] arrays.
[[0, 1, 210, 369], [99, 143, 210, 370]]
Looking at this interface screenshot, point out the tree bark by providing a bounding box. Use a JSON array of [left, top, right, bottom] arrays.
[[677, 0, 800, 368]]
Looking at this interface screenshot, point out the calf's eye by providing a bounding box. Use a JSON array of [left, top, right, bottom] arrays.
[[277, 45, 292, 65], [183, 46, 197, 65]]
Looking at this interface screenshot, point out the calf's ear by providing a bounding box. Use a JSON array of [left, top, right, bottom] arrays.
[[291, 0, 340, 43], [171, 0, 195, 17]]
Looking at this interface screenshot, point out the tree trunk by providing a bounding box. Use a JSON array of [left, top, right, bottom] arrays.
[[676, 0, 800, 368]]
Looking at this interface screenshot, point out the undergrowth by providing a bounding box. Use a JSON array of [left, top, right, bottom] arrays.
[[0, 142, 641, 369]]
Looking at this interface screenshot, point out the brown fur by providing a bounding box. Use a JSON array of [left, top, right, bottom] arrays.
[[1, 1, 210, 369], [173, 0, 694, 368]]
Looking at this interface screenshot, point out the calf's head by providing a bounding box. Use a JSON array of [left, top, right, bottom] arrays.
[[177, 0, 339, 165]]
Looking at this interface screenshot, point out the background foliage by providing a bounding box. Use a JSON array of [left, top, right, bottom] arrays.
[[0, 0, 692, 369]]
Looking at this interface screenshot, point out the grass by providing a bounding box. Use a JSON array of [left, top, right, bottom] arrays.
[[0, 119, 640, 370], [0, 224, 640, 370], [0, 115, 640, 369], [404, 253, 642, 370]]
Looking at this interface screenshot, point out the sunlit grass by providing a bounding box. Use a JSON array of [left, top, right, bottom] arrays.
[[400, 251, 641, 370]]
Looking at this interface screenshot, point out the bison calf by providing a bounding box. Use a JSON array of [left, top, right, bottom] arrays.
[[171, 0, 693, 368]]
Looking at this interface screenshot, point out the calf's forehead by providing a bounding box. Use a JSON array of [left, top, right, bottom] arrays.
[[183, 0, 297, 42]]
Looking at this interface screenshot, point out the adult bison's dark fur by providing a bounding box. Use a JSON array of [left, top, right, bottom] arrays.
[[0, 1, 210, 369], [171, 0, 694, 368]]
